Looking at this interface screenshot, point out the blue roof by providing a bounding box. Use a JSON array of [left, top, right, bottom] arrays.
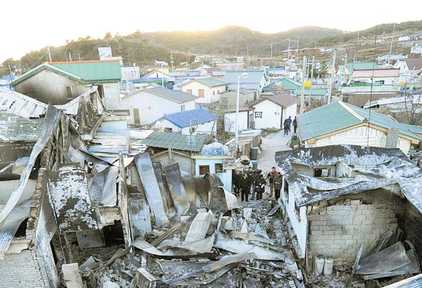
[[163, 108, 217, 128]]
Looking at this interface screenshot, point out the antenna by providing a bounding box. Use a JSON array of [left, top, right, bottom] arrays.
[[366, 35, 377, 148]]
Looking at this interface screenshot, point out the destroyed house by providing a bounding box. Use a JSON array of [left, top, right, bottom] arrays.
[[11, 60, 121, 110], [276, 145, 422, 280], [0, 85, 107, 287]]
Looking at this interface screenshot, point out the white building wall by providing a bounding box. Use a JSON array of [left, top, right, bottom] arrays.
[[120, 92, 195, 125], [253, 100, 282, 129], [283, 104, 297, 124], [281, 180, 308, 258], [305, 125, 412, 154], [181, 82, 225, 104], [224, 111, 249, 133], [194, 158, 232, 191], [14, 70, 87, 105]]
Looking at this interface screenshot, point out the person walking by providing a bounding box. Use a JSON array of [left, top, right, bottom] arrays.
[[283, 119, 290, 136], [254, 170, 266, 200], [293, 116, 298, 134]]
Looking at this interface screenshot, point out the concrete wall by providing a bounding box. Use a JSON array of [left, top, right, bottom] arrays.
[[0, 250, 47, 287], [181, 82, 225, 104], [224, 111, 249, 133], [307, 190, 402, 266], [305, 125, 412, 154], [253, 100, 282, 129], [15, 70, 87, 105], [120, 92, 195, 125]]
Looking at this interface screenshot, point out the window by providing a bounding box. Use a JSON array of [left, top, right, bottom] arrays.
[[66, 86, 73, 99], [255, 111, 263, 119], [215, 163, 223, 174], [199, 165, 210, 175], [314, 168, 330, 177], [181, 104, 185, 112], [187, 89, 193, 95], [198, 89, 205, 97], [164, 127, 173, 132]]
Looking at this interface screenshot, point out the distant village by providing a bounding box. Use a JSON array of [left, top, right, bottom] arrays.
[[0, 31, 422, 288]]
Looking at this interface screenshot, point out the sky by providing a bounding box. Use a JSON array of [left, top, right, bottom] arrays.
[[1, 0, 422, 62]]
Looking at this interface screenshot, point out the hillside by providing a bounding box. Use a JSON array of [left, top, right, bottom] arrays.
[[0, 26, 341, 75], [318, 19, 422, 46]]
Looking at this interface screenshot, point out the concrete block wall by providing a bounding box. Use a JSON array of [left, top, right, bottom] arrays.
[[308, 191, 402, 266], [0, 250, 46, 288]]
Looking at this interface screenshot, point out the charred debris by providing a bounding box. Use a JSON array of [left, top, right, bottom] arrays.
[[0, 88, 303, 288]]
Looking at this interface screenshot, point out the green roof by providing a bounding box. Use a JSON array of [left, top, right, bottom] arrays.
[[51, 61, 121, 82], [298, 101, 422, 141], [278, 77, 301, 91], [141, 131, 208, 152], [298, 101, 361, 140], [194, 77, 227, 87], [12, 61, 121, 86]]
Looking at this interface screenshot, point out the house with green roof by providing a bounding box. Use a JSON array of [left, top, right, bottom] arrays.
[[297, 101, 422, 153], [12, 60, 121, 109], [180, 77, 227, 104]]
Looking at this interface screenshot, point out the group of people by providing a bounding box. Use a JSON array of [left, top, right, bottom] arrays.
[[232, 166, 282, 202], [283, 116, 297, 136]]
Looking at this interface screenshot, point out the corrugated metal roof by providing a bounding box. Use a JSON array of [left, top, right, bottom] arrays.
[[143, 87, 196, 104], [141, 131, 208, 152], [51, 61, 121, 82], [0, 91, 47, 118], [298, 101, 361, 141], [163, 108, 217, 128], [384, 274, 422, 288], [0, 112, 42, 141], [12, 61, 121, 87]]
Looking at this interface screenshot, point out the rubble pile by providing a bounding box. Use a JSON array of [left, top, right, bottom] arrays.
[[81, 199, 304, 287]]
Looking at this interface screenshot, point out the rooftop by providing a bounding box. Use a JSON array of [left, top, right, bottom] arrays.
[[141, 131, 208, 152], [161, 108, 217, 128], [12, 60, 121, 86], [187, 77, 227, 88], [143, 87, 196, 104], [297, 101, 422, 142], [255, 92, 297, 108]]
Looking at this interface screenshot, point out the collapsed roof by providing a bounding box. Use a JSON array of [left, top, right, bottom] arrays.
[[275, 145, 422, 212]]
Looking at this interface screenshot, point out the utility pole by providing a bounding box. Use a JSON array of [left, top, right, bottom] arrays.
[[270, 43, 273, 60], [327, 50, 336, 104], [388, 23, 396, 63], [300, 56, 307, 114], [287, 39, 291, 60], [310, 56, 315, 80], [48, 47, 52, 62]]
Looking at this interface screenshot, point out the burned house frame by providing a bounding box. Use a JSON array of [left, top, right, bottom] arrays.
[[276, 145, 422, 280]]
